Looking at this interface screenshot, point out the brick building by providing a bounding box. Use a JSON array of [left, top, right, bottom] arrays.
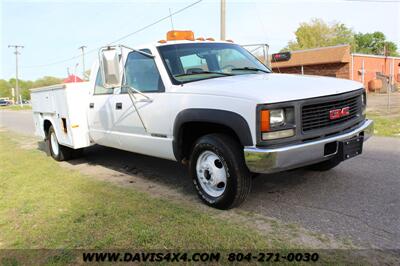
[[271, 44, 400, 92]]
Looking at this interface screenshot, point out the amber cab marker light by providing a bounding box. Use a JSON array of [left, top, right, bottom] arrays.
[[196, 37, 205, 41], [226, 39, 234, 43], [167, 30, 195, 41], [206, 37, 215, 41], [158, 40, 167, 44], [260, 110, 270, 132]]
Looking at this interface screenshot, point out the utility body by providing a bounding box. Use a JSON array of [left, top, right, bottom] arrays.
[[31, 31, 373, 209]]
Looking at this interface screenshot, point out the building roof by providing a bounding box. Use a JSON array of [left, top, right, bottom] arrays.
[[271, 44, 351, 68], [63, 75, 83, 83], [352, 53, 400, 60]]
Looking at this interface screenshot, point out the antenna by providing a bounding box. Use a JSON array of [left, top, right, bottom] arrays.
[[168, 7, 184, 86], [169, 8, 175, 30], [271, 55, 281, 74], [78, 45, 87, 80]]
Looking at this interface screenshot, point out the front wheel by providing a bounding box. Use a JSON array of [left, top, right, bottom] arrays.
[[189, 134, 252, 209]]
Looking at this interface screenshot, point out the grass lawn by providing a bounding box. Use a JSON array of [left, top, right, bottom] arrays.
[[0, 105, 32, 111], [367, 112, 400, 138], [0, 132, 271, 250]]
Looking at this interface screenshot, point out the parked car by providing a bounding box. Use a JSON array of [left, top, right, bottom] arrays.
[[30, 31, 373, 209], [0, 99, 11, 106]]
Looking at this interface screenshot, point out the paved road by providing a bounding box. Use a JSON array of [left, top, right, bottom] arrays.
[[1, 110, 399, 249]]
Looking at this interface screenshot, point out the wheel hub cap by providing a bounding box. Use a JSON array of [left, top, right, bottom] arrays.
[[50, 132, 59, 156], [196, 151, 227, 197]]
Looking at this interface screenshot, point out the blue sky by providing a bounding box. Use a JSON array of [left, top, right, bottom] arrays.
[[1, 0, 399, 80]]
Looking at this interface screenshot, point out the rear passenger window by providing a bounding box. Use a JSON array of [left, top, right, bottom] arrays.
[[94, 70, 113, 95]]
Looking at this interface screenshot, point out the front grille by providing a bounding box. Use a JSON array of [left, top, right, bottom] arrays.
[[302, 94, 362, 132]]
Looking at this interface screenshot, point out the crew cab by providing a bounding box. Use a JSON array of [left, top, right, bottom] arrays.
[[31, 30, 373, 209]]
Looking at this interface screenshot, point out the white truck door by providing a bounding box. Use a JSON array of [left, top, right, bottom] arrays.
[[87, 71, 120, 148], [110, 50, 175, 160]]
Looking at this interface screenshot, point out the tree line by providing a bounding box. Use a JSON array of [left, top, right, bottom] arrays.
[[282, 18, 398, 56], [0, 76, 62, 100]]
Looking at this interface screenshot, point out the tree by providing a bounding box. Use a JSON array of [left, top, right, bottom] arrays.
[[283, 18, 356, 51], [354, 31, 398, 56], [0, 79, 12, 98], [0, 76, 62, 100], [32, 76, 63, 88]]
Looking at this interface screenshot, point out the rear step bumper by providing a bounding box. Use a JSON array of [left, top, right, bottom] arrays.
[[244, 119, 374, 174]]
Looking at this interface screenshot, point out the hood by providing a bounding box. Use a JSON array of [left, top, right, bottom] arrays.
[[174, 73, 363, 103]]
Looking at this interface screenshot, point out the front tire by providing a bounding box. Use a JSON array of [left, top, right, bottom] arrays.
[[189, 134, 252, 209], [47, 125, 73, 161]]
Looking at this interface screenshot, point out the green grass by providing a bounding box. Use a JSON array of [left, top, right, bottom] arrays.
[[0, 132, 270, 250], [367, 112, 400, 137], [0, 105, 32, 111]]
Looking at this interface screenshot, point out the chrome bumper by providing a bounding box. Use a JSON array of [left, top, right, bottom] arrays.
[[244, 120, 374, 174]]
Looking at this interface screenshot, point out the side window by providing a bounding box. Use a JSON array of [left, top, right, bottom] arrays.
[[180, 54, 208, 73], [122, 50, 164, 93], [94, 70, 113, 95]]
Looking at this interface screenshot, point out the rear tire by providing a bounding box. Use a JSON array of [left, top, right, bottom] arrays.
[[47, 125, 73, 161], [307, 156, 341, 171], [189, 134, 252, 210]]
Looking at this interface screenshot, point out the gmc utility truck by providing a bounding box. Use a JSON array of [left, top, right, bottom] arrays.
[[31, 31, 373, 209]]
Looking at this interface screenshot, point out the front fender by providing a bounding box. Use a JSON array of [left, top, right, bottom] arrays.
[[172, 108, 253, 161]]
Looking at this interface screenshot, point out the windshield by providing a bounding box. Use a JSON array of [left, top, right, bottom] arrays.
[[157, 43, 271, 84]]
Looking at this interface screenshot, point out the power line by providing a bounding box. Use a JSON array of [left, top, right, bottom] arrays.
[[21, 53, 82, 69], [344, 0, 400, 2], [107, 0, 202, 45], [21, 0, 203, 69]]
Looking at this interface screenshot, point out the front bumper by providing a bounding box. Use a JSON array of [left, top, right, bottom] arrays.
[[244, 119, 374, 174]]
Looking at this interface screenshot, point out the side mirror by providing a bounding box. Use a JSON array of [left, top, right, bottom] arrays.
[[99, 47, 122, 89]]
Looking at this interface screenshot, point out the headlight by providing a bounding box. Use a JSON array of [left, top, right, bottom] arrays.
[[361, 92, 366, 115], [260, 107, 295, 140], [270, 109, 285, 126]]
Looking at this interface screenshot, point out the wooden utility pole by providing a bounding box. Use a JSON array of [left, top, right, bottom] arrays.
[[220, 0, 226, 40], [8, 45, 24, 103]]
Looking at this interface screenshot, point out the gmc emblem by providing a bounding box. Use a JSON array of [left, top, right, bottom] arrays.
[[329, 107, 350, 120]]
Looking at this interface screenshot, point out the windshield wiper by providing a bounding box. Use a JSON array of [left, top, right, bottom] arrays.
[[175, 71, 233, 77], [231, 67, 270, 73]]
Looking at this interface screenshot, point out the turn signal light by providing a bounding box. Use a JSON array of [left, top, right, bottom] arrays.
[[260, 110, 270, 132], [167, 30, 195, 41]]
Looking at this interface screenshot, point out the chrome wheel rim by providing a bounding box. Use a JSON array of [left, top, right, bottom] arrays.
[[196, 150, 227, 197], [50, 132, 59, 156]]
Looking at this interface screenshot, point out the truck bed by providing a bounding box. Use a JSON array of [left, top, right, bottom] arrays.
[[30, 82, 92, 149]]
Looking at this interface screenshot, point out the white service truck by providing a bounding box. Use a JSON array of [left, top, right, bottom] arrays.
[[31, 31, 373, 209]]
